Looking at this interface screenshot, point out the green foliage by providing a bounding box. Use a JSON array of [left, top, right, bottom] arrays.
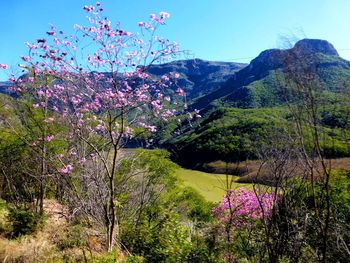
[[122, 210, 192, 263], [173, 107, 287, 165], [7, 206, 42, 238], [321, 104, 350, 129], [224, 71, 285, 108], [0, 130, 33, 202], [118, 150, 219, 262], [323, 171, 350, 262], [124, 255, 145, 263], [174, 186, 213, 222], [133, 149, 178, 186], [56, 224, 85, 250], [0, 199, 10, 234], [262, 171, 350, 262], [171, 106, 350, 166]]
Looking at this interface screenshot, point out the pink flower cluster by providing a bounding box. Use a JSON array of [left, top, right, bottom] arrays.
[[44, 135, 55, 142], [59, 164, 74, 174], [213, 188, 276, 227]]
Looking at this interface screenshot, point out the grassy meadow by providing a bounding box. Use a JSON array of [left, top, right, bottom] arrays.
[[175, 167, 251, 202]]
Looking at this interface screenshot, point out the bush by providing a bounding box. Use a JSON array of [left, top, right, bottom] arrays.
[[56, 223, 85, 250], [8, 206, 41, 238], [124, 255, 145, 263], [0, 199, 10, 235]]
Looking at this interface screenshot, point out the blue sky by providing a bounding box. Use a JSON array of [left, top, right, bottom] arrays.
[[1, 0, 350, 80]]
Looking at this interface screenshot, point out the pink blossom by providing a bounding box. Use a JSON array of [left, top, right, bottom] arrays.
[[13, 3, 186, 183], [187, 112, 193, 120], [20, 56, 30, 62], [59, 164, 74, 174], [0, 63, 8, 69], [159, 11, 170, 18], [213, 188, 276, 228], [37, 90, 45, 96], [95, 124, 105, 131], [151, 100, 162, 110], [175, 88, 185, 96], [161, 75, 169, 81], [149, 13, 157, 20], [44, 117, 55, 122], [25, 42, 37, 49], [71, 96, 81, 105], [44, 135, 55, 142], [83, 5, 94, 12]]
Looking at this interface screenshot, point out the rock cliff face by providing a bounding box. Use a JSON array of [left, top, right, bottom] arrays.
[[293, 39, 338, 56]]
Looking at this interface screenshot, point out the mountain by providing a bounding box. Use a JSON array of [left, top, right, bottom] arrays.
[[1, 39, 350, 167], [163, 39, 350, 167], [0, 82, 13, 96], [2, 39, 349, 106], [145, 59, 247, 99], [191, 39, 350, 110], [0, 59, 247, 101]]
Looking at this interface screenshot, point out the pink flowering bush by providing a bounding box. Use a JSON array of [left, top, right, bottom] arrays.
[[212, 188, 277, 262], [213, 187, 276, 227]]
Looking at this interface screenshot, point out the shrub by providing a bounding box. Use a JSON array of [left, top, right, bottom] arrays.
[[8, 206, 41, 238], [56, 224, 85, 250], [0, 199, 10, 234]]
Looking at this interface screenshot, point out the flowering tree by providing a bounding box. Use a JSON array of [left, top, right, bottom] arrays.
[[213, 188, 275, 226], [4, 2, 186, 251], [213, 187, 276, 262]]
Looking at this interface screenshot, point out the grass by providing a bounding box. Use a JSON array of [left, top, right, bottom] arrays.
[[175, 168, 252, 202], [0, 199, 115, 263]]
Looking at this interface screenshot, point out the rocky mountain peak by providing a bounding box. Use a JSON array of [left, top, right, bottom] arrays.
[[293, 39, 339, 56]]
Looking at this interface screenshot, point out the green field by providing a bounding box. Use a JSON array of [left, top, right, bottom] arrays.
[[175, 168, 252, 202]]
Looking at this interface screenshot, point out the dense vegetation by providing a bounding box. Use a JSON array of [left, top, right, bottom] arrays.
[[0, 3, 350, 261], [166, 106, 350, 167]]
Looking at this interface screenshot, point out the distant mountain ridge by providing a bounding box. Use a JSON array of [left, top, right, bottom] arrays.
[[191, 39, 350, 110], [0, 59, 247, 100], [1, 39, 349, 109], [145, 59, 247, 99], [0, 82, 13, 96]]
